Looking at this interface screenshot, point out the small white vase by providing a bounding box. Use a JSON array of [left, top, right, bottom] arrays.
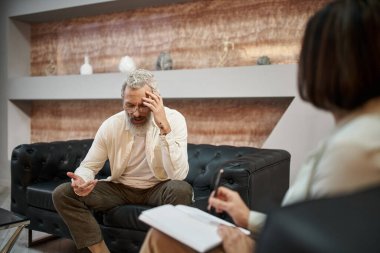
[[118, 55, 136, 73], [80, 55, 93, 75]]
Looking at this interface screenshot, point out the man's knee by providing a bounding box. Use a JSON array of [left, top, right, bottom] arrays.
[[165, 180, 193, 205], [52, 182, 72, 209]]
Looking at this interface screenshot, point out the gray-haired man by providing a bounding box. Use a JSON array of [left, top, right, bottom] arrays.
[[53, 69, 192, 253]]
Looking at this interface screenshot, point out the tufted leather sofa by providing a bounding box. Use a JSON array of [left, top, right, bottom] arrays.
[[11, 139, 290, 253]]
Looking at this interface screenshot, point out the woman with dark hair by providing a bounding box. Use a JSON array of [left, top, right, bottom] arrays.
[[140, 0, 380, 252]]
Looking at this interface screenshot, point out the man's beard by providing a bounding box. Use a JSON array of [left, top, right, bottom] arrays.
[[126, 112, 152, 136]]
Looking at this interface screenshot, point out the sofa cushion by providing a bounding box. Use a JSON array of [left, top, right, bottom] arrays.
[[27, 180, 67, 211]]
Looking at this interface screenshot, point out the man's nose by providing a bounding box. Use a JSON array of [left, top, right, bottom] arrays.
[[132, 109, 140, 116]]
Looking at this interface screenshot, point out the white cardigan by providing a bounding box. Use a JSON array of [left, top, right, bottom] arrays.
[[74, 107, 189, 183]]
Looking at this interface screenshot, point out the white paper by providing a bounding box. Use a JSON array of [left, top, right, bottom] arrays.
[[139, 204, 250, 253]]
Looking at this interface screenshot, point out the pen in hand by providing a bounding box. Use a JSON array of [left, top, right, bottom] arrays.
[[208, 169, 224, 213], [214, 169, 224, 198]]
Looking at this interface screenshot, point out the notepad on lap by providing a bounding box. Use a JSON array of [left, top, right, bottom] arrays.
[[138, 204, 250, 253]]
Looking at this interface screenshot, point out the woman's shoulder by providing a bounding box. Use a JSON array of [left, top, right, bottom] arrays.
[[332, 114, 380, 147]]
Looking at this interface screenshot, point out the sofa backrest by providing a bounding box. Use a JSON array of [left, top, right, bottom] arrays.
[[11, 139, 256, 184], [11, 139, 110, 184]]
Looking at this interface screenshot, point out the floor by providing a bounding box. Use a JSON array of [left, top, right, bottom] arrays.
[[0, 184, 78, 253]]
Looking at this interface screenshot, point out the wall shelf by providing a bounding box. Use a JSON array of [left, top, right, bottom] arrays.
[[8, 64, 297, 100], [9, 0, 193, 23]]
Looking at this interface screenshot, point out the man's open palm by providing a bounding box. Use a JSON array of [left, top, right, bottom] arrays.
[[67, 172, 97, 197]]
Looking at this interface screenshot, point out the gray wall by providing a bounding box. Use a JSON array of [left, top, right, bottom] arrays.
[[1, 2, 9, 185], [0, 0, 115, 185]]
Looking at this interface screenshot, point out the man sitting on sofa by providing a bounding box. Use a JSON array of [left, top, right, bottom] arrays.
[[53, 69, 193, 253]]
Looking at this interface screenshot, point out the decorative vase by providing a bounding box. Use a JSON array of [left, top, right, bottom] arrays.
[[80, 55, 93, 75], [44, 57, 56, 76], [118, 55, 136, 73]]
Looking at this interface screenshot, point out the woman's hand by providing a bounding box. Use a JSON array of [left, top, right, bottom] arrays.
[[208, 186, 250, 228], [218, 225, 255, 253]]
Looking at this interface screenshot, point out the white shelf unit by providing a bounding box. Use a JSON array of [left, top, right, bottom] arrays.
[[8, 65, 298, 100]]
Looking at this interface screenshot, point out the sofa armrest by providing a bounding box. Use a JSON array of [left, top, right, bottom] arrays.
[[187, 144, 290, 216], [219, 149, 290, 213], [10, 140, 93, 214]]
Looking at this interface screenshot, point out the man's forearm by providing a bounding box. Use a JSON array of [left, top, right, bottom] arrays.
[[160, 135, 189, 180]]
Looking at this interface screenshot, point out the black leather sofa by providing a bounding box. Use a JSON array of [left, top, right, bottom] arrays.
[[257, 184, 380, 253], [11, 139, 290, 253]]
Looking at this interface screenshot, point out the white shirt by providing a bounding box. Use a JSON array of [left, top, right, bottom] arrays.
[[117, 135, 160, 188]]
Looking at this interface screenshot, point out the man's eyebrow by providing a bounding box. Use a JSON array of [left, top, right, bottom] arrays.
[[125, 102, 145, 105]]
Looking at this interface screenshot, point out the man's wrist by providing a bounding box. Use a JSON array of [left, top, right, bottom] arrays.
[[158, 121, 171, 135]]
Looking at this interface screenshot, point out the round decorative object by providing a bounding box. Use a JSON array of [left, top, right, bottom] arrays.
[[156, 51, 173, 70], [256, 56, 271, 65], [118, 55, 136, 73], [80, 55, 93, 75]]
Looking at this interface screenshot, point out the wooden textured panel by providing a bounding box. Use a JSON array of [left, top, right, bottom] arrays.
[[165, 97, 292, 147], [29, 0, 325, 145], [31, 100, 121, 141], [30, 0, 329, 76], [31, 98, 292, 147]]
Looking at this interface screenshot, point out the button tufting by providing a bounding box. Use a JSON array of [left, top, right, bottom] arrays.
[[26, 148, 34, 154]]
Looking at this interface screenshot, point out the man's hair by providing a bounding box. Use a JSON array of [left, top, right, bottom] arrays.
[[121, 69, 158, 97], [298, 0, 380, 111]]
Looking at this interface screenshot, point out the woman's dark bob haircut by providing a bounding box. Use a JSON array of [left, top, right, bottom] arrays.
[[298, 0, 380, 111]]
